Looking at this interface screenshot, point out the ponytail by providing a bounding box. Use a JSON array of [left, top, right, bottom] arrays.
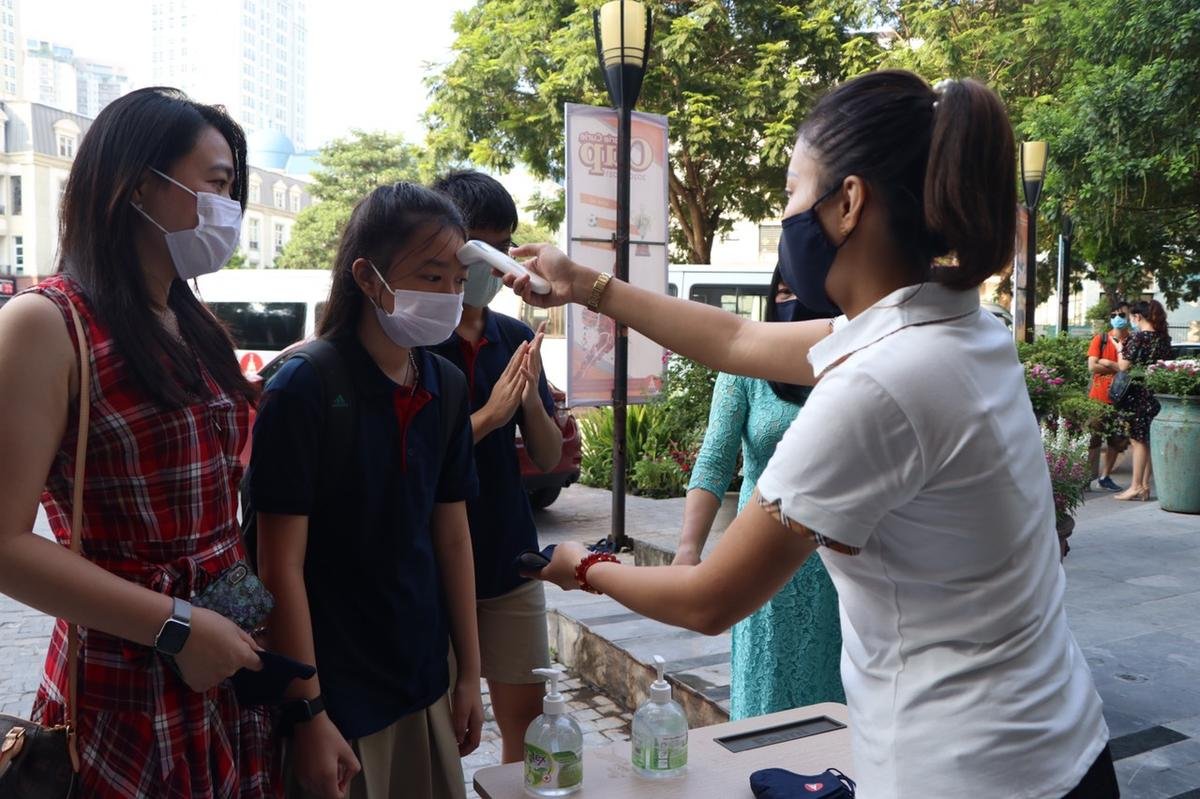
[[924, 79, 1016, 290], [798, 70, 1016, 291]]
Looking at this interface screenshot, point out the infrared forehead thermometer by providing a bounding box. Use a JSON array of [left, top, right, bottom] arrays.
[[457, 240, 552, 295]]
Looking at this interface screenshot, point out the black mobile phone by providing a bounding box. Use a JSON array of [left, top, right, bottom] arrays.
[[514, 545, 557, 573]]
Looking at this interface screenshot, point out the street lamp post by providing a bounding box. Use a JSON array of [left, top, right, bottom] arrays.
[[594, 0, 651, 551], [1057, 213, 1074, 336], [1020, 141, 1047, 344]]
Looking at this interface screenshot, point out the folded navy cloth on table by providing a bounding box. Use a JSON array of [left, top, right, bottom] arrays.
[[750, 768, 856, 798]]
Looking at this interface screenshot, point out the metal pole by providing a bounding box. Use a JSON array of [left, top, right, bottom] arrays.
[[1057, 230, 1071, 336], [1024, 207, 1037, 343], [609, 22, 631, 552]]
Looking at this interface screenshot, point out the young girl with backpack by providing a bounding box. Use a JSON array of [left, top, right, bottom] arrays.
[[249, 183, 484, 799]]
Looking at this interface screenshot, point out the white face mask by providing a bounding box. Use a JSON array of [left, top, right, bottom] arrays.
[[462, 261, 504, 308], [132, 167, 243, 280], [369, 261, 464, 347]]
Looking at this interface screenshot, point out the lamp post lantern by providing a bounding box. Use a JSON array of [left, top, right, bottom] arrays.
[[1019, 141, 1047, 343], [1057, 213, 1074, 336], [594, 0, 651, 551]]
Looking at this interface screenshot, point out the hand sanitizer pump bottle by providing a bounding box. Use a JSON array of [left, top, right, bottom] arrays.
[[631, 655, 689, 778], [523, 668, 583, 796]]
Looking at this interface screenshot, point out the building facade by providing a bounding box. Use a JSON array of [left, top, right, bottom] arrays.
[[0, 100, 89, 286], [151, 0, 307, 147], [1, 0, 22, 100], [242, 162, 312, 269], [23, 40, 77, 113]]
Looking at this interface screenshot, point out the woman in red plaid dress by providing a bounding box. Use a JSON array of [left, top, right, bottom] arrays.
[[0, 88, 278, 797]]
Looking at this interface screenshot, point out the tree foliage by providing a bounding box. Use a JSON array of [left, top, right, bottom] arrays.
[[879, 0, 1200, 306], [276, 131, 432, 270], [425, 0, 874, 264]]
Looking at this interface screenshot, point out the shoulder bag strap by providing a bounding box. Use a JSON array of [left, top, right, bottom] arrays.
[[64, 300, 90, 773]]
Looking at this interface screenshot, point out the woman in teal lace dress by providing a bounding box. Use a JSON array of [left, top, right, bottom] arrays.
[[673, 271, 844, 719]]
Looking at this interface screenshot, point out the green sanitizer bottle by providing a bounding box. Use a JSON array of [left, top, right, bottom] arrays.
[[631, 655, 688, 778], [523, 668, 583, 797]]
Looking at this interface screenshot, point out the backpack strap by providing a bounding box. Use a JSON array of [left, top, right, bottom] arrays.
[[287, 339, 357, 484], [429, 352, 468, 463]]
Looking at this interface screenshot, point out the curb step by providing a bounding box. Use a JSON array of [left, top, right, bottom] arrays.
[[544, 540, 733, 728]]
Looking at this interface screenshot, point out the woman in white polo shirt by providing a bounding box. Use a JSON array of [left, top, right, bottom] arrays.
[[506, 70, 1114, 799]]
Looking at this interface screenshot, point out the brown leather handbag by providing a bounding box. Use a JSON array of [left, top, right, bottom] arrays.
[[0, 299, 93, 798]]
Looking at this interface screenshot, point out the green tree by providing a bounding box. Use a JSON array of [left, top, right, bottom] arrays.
[[276, 131, 432, 270], [879, 0, 1200, 307], [1023, 0, 1200, 306], [425, 0, 874, 264]]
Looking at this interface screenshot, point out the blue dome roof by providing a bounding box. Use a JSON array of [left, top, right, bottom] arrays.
[[247, 129, 295, 170]]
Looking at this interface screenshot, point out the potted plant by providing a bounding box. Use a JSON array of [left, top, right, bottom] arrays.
[[1056, 393, 1127, 482], [1146, 359, 1200, 514], [1042, 421, 1091, 559]]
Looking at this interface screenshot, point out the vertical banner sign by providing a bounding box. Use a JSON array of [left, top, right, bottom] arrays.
[[564, 103, 668, 407], [1011, 205, 1029, 341]]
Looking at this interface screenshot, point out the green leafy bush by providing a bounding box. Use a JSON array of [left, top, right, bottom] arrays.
[[631, 457, 688, 499], [1017, 335, 1091, 392], [1056, 392, 1126, 440]]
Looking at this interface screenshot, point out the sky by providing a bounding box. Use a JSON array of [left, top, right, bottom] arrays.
[[23, 0, 477, 148]]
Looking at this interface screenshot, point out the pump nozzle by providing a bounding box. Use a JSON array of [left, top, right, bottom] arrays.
[[650, 655, 672, 703], [533, 668, 567, 715]]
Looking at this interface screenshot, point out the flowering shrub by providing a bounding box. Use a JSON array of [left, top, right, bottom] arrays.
[[1042, 421, 1091, 522], [1026, 363, 1067, 418], [1145, 359, 1200, 397], [1055, 393, 1127, 441]]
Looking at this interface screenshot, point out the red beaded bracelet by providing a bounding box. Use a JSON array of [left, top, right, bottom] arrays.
[[574, 552, 620, 594]]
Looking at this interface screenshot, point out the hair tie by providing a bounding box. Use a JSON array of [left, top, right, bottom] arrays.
[[932, 78, 954, 111]]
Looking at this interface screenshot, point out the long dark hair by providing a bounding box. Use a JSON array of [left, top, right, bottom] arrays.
[[58, 86, 254, 406], [1129, 299, 1170, 340], [798, 70, 1016, 290], [318, 182, 466, 340], [764, 265, 828, 404]]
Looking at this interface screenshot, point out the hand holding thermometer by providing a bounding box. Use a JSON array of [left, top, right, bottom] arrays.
[[457, 240, 553, 295]]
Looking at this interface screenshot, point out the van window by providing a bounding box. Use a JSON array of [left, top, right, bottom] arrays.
[[689, 284, 769, 321], [208, 301, 307, 351]]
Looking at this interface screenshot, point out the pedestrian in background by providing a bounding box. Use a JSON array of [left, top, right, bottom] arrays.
[[0, 87, 275, 797], [673, 268, 843, 720], [430, 170, 564, 765], [1086, 301, 1131, 491], [250, 182, 483, 799], [1113, 299, 1173, 502]]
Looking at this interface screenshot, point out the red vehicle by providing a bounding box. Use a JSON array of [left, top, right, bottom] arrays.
[[240, 344, 581, 509]]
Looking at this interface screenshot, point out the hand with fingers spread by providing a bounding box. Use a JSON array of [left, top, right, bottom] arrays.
[[173, 606, 263, 693], [473, 340, 530, 441]]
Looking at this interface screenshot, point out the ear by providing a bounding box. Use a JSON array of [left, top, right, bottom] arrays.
[[131, 169, 154, 207], [836, 175, 868, 239], [351, 257, 380, 296]]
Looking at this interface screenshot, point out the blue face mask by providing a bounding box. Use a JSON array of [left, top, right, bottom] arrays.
[[462, 262, 503, 308], [777, 184, 850, 317], [1111, 315, 1130, 331], [775, 298, 800, 322]]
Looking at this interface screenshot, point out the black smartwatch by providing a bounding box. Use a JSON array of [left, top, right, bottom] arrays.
[[153, 597, 192, 656], [280, 695, 326, 731]]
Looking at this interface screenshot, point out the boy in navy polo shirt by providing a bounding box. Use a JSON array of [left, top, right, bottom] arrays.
[[432, 170, 564, 764]]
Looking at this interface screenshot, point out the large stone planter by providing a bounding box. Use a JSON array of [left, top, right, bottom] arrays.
[[1150, 394, 1200, 514]]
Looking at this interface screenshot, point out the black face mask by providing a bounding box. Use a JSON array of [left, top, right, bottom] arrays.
[[777, 184, 851, 317]]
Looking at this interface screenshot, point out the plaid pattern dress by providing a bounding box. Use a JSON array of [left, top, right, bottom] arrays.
[[26, 276, 279, 798]]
